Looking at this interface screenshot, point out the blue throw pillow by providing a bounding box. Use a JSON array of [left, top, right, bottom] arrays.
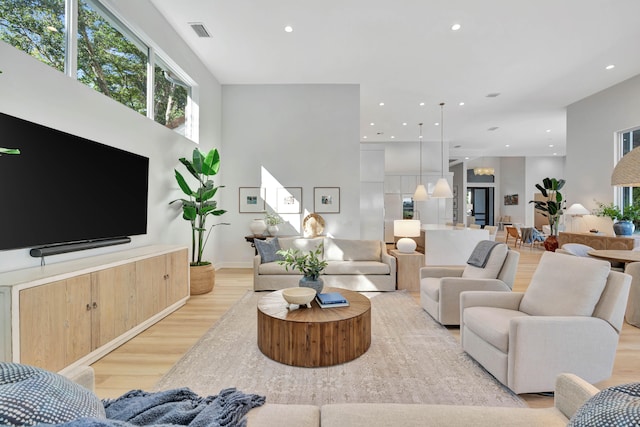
[[254, 238, 285, 264], [568, 382, 640, 426], [0, 363, 106, 426]]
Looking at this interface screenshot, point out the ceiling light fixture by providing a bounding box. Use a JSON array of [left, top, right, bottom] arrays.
[[431, 103, 454, 199], [451, 23, 461, 31], [458, 102, 465, 106], [402, 122, 407, 126], [606, 64, 615, 70], [284, 25, 293, 33], [474, 150, 495, 176], [413, 123, 428, 201], [419, 102, 425, 106], [379, 102, 385, 106]]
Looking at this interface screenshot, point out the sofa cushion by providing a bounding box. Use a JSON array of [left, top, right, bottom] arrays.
[[254, 238, 285, 264], [324, 261, 390, 275], [463, 307, 529, 353], [462, 244, 509, 279], [0, 363, 106, 427], [278, 237, 324, 256], [561, 243, 594, 258], [324, 238, 381, 261], [519, 252, 611, 317], [568, 382, 640, 427], [258, 262, 301, 275], [421, 277, 441, 302]]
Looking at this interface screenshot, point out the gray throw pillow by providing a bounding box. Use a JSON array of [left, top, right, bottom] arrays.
[[568, 382, 640, 426], [0, 362, 106, 426], [254, 238, 285, 264]]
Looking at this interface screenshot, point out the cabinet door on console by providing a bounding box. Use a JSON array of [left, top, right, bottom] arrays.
[[19, 275, 92, 372], [91, 263, 137, 349], [166, 249, 189, 305], [136, 255, 168, 322]]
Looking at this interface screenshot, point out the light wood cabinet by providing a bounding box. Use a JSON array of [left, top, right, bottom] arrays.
[[1, 245, 189, 373]]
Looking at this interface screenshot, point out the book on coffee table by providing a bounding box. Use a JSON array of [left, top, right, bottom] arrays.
[[316, 292, 349, 308]]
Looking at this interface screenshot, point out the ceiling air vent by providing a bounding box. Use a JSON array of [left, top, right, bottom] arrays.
[[189, 22, 211, 38], [486, 93, 501, 98]]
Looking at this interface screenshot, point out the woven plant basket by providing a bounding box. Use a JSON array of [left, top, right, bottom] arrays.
[[190, 263, 215, 295]]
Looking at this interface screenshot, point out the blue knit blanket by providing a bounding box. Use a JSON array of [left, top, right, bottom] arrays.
[[49, 388, 265, 427]]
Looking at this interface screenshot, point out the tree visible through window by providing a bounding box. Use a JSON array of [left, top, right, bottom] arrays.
[[619, 128, 640, 210]]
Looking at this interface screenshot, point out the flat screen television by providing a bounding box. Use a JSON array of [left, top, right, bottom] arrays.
[[0, 111, 149, 252]]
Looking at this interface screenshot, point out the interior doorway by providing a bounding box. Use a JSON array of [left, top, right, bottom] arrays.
[[468, 187, 495, 226]]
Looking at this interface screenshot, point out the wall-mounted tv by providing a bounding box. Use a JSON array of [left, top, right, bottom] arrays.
[[0, 111, 149, 252]]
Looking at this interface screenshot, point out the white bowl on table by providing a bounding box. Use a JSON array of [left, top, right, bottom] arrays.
[[282, 287, 315, 309]]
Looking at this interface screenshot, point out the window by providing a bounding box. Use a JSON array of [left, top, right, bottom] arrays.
[[0, 0, 66, 73], [0, 0, 196, 141], [618, 127, 640, 210]]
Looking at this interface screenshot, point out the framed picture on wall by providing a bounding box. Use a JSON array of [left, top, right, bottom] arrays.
[[238, 187, 265, 213], [314, 187, 340, 213], [276, 187, 302, 214], [504, 194, 519, 205]]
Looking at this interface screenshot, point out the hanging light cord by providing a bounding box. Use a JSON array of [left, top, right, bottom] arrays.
[[440, 102, 445, 177], [419, 122, 423, 181]]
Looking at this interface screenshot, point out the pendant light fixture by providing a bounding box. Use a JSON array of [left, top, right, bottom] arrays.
[[431, 102, 454, 198], [474, 154, 495, 176], [413, 122, 428, 201]]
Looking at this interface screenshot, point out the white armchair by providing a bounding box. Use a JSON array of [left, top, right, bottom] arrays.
[[461, 252, 631, 394], [419, 242, 520, 325]]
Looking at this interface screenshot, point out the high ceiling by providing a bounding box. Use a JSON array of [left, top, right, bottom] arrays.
[[150, 0, 640, 159]]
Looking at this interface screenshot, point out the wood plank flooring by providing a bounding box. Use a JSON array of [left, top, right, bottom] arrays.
[[91, 236, 640, 409]]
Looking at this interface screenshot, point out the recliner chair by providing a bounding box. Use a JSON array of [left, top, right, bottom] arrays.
[[419, 242, 520, 325], [460, 252, 631, 394]]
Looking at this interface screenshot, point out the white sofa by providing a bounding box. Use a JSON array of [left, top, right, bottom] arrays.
[[253, 236, 396, 291], [66, 367, 606, 427]]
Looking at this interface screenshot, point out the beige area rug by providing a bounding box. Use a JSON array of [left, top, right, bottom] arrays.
[[155, 290, 525, 407]]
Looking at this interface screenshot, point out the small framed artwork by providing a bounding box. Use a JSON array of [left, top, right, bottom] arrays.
[[239, 187, 265, 213], [314, 187, 340, 213], [276, 187, 302, 214], [453, 185, 458, 197], [504, 194, 519, 206]]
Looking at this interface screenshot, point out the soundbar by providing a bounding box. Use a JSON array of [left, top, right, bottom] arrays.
[[30, 237, 132, 257]]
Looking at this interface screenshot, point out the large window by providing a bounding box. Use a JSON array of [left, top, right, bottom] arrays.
[[0, 0, 195, 139], [618, 128, 640, 210]]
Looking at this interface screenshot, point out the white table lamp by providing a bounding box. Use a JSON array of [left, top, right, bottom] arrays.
[[564, 203, 590, 232], [394, 220, 421, 253]]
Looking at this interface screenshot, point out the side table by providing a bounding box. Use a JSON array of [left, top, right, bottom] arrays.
[[389, 249, 424, 292]]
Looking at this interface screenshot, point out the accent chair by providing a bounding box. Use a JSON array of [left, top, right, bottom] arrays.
[[419, 242, 520, 325], [460, 252, 631, 394]]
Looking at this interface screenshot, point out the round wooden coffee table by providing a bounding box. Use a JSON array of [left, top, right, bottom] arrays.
[[257, 287, 371, 367]]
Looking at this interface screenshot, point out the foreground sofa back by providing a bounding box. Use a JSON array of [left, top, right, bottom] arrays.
[[253, 237, 396, 291]]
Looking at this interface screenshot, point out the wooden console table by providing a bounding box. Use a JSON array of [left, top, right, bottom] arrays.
[[558, 232, 635, 250], [257, 287, 371, 367]]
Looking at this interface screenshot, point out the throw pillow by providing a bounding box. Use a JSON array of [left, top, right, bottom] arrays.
[[562, 243, 594, 257], [568, 382, 640, 426], [254, 238, 284, 264], [0, 362, 106, 427]]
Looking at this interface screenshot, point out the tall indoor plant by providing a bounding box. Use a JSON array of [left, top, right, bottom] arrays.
[[170, 147, 227, 294], [529, 177, 565, 251]]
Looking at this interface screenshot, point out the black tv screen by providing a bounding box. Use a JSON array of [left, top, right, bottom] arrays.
[[0, 111, 149, 251]]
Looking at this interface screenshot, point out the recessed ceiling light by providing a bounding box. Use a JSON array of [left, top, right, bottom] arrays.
[[419, 102, 425, 106], [606, 64, 615, 70], [363, 136, 368, 139], [370, 122, 375, 126], [549, 144, 554, 148], [458, 102, 465, 106], [402, 122, 407, 126], [451, 23, 461, 31], [546, 129, 551, 133], [419, 135, 423, 139], [465, 157, 470, 160], [391, 136, 395, 139], [553, 152, 558, 156], [505, 144, 510, 147], [434, 122, 440, 126], [284, 25, 293, 33], [379, 102, 385, 106]]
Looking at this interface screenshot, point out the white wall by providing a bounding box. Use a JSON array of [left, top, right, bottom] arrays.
[[220, 84, 360, 267], [566, 74, 640, 212], [0, 1, 222, 273], [499, 157, 526, 223]]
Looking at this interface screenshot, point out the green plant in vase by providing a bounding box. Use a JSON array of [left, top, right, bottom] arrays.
[[595, 200, 640, 236], [277, 244, 328, 294], [264, 211, 283, 236]]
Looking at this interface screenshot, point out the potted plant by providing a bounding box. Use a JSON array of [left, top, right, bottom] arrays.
[[170, 148, 228, 294], [595, 201, 640, 236], [264, 211, 283, 236], [529, 177, 565, 251], [277, 244, 328, 294]]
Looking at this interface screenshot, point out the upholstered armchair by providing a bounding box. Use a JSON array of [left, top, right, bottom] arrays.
[[461, 252, 631, 394], [419, 242, 520, 325]]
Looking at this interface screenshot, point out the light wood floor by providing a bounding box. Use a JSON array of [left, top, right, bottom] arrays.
[[91, 236, 640, 408]]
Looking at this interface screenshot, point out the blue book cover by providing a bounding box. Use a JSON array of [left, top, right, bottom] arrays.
[[317, 292, 347, 305]]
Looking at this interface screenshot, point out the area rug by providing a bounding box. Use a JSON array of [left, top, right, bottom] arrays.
[[155, 290, 525, 407]]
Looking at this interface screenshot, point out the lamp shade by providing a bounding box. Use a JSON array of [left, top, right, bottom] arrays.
[[612, 146, 640, 186], [413, 184, 428, 201], [431, 178, 453, 198], [394, 219, 421, 237], [565, 203, 590, 216]]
